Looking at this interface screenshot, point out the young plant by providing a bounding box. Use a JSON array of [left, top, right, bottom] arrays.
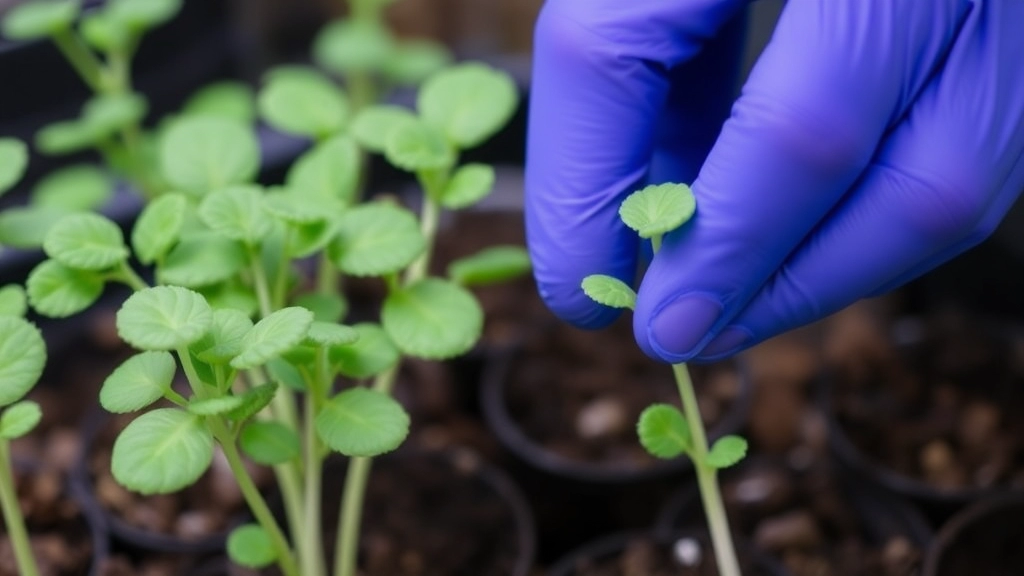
[[0, 137, 49, 576], [582, 183, 748, 576]]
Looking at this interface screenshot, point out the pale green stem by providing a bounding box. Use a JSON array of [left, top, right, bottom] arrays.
[[672, 364, 741, 576], [298, 349, 330, 576], [0, 441, 40, 576], [113, 261, 149, 292], [273, 228, 294, 309], [404, 197, 440, 283], [249, 248, 274, 318], [50, 29, 104, 92]]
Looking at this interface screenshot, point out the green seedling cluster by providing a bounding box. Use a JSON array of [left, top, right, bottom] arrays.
[[0, 1, 529, 576], [582, 183, 749, 576]]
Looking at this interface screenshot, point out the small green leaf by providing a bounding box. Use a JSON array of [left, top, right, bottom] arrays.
[[0, 285, 27, 318], [239, 421, 300, 465], [82, 93, 148, 137], [80, 11, 131, 53], [266, 358, 306, 391], [182, 81, 256, 123], [384, 119, 454, 172], [447, 245, 531, 286], [637, 404, 691, 460], [231, 307, 314, 370], [1, 0, 78, 40], [263, 189, 329, 224], [316, 387, 409, 457], [0, 206, 71, 249], [306, 322, 358, 347], [288, 219, 339, 259], [581, 275, 636, 310], [116, 286, 213, 351], [31, 165, 112, 211], [157, 233, 246, 288], [619, 183, 696, 239], [706, 435, 749, 469], [0, 317, 46, 407], [259, 67, 349, 139], [383, 40, 452, 85], [418, 63, 518, 149], [0, 138, 28, 195], [131, 192, 189, 264], [43, 213, 128, 270], [349, 105, 417, 153], [329, 323, 399, 379], [328, 202, 425, 277], [198, 282, 258, 317], [187, 395, 245, 416], [107, 0, 182, 31], [313, 19, 393, 75], [111, 408, 214, 494], [0, 401, 42, 439], [382, 278, 482, 360], [190, 308, 254, 364], [26, 260, 104, 318], [439, 163, 494, 209], [199, 185, 272, 244], [223, 382, 278, 422], [160, 116, 260, 196], [285, 135, 359, 205], [293, 292, 346, 323], [227, 524, 277, 569], [35, 119, 100, 156], [100, 351, 176, 414]]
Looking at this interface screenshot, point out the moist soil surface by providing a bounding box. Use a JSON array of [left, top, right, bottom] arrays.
[[828, 311, 1024, 493], [502, 314, 742, 470]]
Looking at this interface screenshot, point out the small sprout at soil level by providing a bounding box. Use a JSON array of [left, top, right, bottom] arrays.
[[582, 182, 748, 576]]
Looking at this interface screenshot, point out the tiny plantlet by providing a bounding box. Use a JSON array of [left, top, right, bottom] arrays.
[[1, 1, 528, 575], [582, 183, 748, 576]]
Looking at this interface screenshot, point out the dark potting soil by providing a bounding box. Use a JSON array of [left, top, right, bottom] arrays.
[[829, 311, 1024, 492], [930, 503, 1024, 576], [504, 315, 741, 469], [0, 469, 93, 576], [564, 534, 771, 576]]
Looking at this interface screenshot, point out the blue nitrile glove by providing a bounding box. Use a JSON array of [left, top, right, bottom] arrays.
[[525, 0, 1024, 363]]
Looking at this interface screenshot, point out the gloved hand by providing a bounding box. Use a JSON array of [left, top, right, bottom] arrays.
[[525, 0, 1024, 363]]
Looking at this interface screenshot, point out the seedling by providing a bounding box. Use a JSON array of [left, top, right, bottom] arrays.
[[3, 2, 527, 575], [582, 183, 748, 576]]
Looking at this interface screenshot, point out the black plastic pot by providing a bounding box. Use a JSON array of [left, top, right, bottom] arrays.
[[922, 493, 1024, 576], [546, 529, 786, 576], [655, 457, 932, 576], [822, 314, 1024, 521]]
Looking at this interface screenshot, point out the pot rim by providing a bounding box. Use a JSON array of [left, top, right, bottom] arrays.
[[921, 492, 1024, 575]]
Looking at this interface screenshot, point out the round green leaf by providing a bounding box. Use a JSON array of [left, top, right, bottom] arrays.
[[439, 163, 494, 209], [239, 421, 299, 465], [382, 278, 482, 360], [619, 183, 696, 239], [190, 308, 254, 364], [131, 192, 189, 264], [306, 321, 358, 347], [292, 292, 346, 323], [263, 189, 329, 224], [349, 105, 417, 153], [43, 213, 128, 270], [266, 358, 306, 392], [0, 138, 28, 195], [259, 67, 349, 138], [116, 286, 213, 351], [231, 307, 314, 370], [187, 395, 245, 416], [0, 401, 42, 439], [31, 164, 113, 211], [285, 135, 359, 205], [312, 19, 393, 75], [107, 0, 182, 30], [0, 317, 46, 407], [418, 62, 518, 149], [26, 259, 104, 318], [329, 323, 399, 379], [0, 206, 71, 249], [111, 408, 214, 494], [227, 524, 277, 568], [35, 120, 98, 156], [383, 40, 452, 85], [316, 387, 409, 457], [1, 0, 78, 40], [328, 202, 425, 277], [223, 382, 278, 422], [157, 234, 246, 288], [80, 11, 131, 53], [182, 81, 256, 123], [82, 93, 148, 137], [0, 285, 27, 318], [199, 185, 272, 244], [160, 116, 260, 196], [581, 275, 637, 310], [637, 404, 691, 460], [447, 245, 531, 287], [706, 435, 749, 469], [384, 119, 454, 172], [197, 281, 258, 317], [100, 351, 176, 414]]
